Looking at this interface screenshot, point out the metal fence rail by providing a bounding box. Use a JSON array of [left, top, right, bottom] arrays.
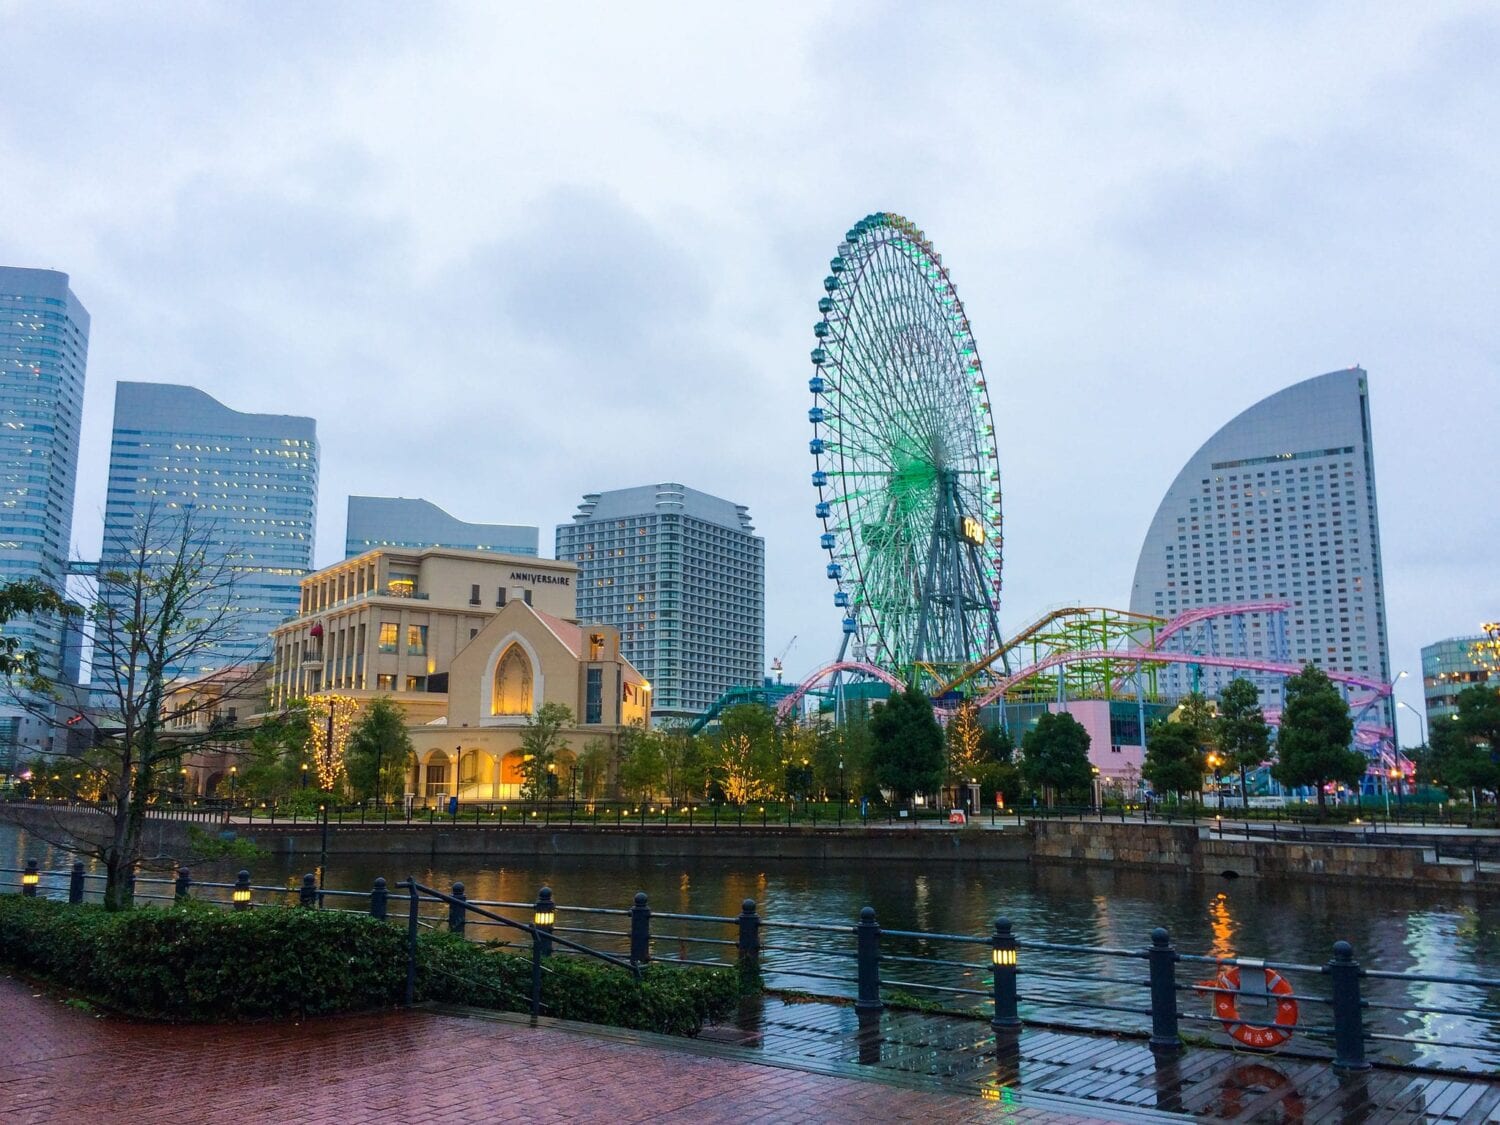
[[6, 859, 1500, 1074]]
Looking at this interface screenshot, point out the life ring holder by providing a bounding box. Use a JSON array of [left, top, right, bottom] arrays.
[[1196, 959, 1298, 1050]]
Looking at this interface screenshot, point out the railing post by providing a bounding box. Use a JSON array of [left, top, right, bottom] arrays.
[[534, 886, 555, 956], [855, 905, 882, 1013], [630, 891, 652, 965], [1328, 940, 1369, 1070], [371, 877, 388, 920], [448, 882, 467, 936], [1148, 927, 1181, 1053], [737, 898, 760, 973], [174, 866, 191, 902], [69, 860, 85, 905], [21, 858, 39, 896], [404, 877, 419, 1006], [531, 923, 544, 1019], [991, 917, 1020, 1030], [299, 872, 317, 908]]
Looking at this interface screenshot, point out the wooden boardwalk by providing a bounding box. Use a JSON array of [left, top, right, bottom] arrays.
[[727, 998, 1500, 1122]]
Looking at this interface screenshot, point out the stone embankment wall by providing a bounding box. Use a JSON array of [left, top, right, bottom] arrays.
[[245, 824, 1031, 864], [1030, 820, 1476, 886]]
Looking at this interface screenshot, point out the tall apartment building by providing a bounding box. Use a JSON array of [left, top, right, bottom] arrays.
[[1421, 635, 1496, 728], [1129, 368, 1392, 724], [0, 267, 89, 763], [556, 483, 765, 719], [344, 496, 537, 558], [99, 383, 318, 682]]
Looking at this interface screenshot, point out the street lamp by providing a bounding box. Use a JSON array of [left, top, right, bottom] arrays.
[[300, 762, 309, 789], [1397, 699, 1428, 749], [1206, 754, 1223, 811], [229, 765, 238, 803], [179, 766, 189, 801]]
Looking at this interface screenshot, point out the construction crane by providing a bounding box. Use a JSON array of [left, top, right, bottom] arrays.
[[770, 635, 797, 684]]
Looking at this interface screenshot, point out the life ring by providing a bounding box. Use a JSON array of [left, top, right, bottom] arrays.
[[1201, 965, 1298, 1050]]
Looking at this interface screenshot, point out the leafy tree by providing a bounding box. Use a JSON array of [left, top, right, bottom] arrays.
[[1142, 719, 1205, 799], [1271, 663, 1361, 815], [980, 723, 1016, 764], [868, 687, 945, 806], [1020, 711, 1093, 804], [238, 699, 313, 798], [519, 702, 572, 800], [1425, 686, 1500, 796], [711, 704, 778, 803], [618, 722, 666, 800], [577, 738, 611, 800], [345, 698, 415, 803], [1216, 678, 1271, 800], [0, 578, 75, 680]]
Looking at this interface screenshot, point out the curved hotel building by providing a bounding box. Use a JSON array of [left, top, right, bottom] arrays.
[[1129, 368, 1392, 723]]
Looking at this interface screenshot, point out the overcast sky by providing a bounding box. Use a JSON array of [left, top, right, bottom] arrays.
[[2, 2, 1495, 744]]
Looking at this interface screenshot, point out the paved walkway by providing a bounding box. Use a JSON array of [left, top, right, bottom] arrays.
[[0, 974, 1123, 1124]]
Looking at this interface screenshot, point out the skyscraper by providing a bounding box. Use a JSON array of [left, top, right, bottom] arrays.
[[1420, 635, 1496, 728], [1129, 368, 1391, 720], [100, 383, 318, 681], [556, 483, 764, 719], [0, 267, 89, 761], [344, 496, 537, 558]]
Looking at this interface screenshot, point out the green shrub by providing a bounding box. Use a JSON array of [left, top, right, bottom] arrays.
[[0, 896, 739, 1034], [417, 931, 738, 1036]]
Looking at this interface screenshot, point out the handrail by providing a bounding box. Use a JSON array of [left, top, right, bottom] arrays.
[[407, 880, 639, 978]]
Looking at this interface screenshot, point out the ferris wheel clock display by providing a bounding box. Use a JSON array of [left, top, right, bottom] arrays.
[[807, 212, 1004, 680]]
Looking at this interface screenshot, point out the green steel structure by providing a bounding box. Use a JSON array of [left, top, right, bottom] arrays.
[[808, 213, 1003, 686]]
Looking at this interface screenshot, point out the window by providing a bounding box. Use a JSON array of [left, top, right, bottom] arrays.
[[377, 674, 396, 691], [378, 622, 398, 653], [589, 633, 605, 660], [407, 625, 427, 655], [424, 759, 450, 798], [586, 668, 603, 724], [406, 675, 428, 692], [470, 584, 481, 606], [492, 644, 533, 715]]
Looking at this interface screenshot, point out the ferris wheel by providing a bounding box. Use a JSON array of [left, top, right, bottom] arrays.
[[807, 212, 1004, 679]]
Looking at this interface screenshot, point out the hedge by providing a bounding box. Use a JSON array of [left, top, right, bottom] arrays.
[[0, 896, 738, 1034]]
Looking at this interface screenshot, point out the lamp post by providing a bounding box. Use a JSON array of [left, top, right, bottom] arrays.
[[300, 762, 309, 789], [1397, 699, 1428, 749], [1207, 754, 1223, 811], [323, 698, 335, 792], [229, 765, 237, 804], [838, 759, 845, 826], [179, 766, 189, 802]]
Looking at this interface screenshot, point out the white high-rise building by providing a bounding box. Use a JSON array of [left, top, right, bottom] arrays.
[[1129, 368, 1392, 723], [556, 483, 764, 719]]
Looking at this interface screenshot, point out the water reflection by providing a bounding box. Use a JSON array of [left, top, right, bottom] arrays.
[[6, 822, 1500, 1070]]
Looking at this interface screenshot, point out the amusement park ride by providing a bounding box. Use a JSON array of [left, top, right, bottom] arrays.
[[744, 211, 1401, 778]]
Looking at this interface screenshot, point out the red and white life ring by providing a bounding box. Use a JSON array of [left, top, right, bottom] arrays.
[[1201, 965, 1298, 1050]]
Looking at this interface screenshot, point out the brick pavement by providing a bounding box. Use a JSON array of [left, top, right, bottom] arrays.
[[0, 974, 1117, 1124]]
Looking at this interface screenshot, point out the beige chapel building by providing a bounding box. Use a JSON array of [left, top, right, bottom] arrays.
[[269, 547, 650, 803]]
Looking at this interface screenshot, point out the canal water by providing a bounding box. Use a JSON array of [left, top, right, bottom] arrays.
[[4, 822, 1498, 1071]]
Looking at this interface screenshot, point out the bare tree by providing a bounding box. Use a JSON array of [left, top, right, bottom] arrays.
[[4, 503, 250, 908]]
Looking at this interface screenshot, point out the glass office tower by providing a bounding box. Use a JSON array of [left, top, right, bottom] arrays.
[[0, 267, 89, 763], [344, 496, 537, 558], [100, 383, 318, 681]]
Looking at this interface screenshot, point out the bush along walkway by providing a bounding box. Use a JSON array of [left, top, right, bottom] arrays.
[[0, 895, 738, 1034]]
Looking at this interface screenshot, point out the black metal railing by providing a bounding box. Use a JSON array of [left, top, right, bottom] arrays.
[[8, 860, 1500, 1074]]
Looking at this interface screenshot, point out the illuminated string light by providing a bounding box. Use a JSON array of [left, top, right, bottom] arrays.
[[307, 693, 358, 789]]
